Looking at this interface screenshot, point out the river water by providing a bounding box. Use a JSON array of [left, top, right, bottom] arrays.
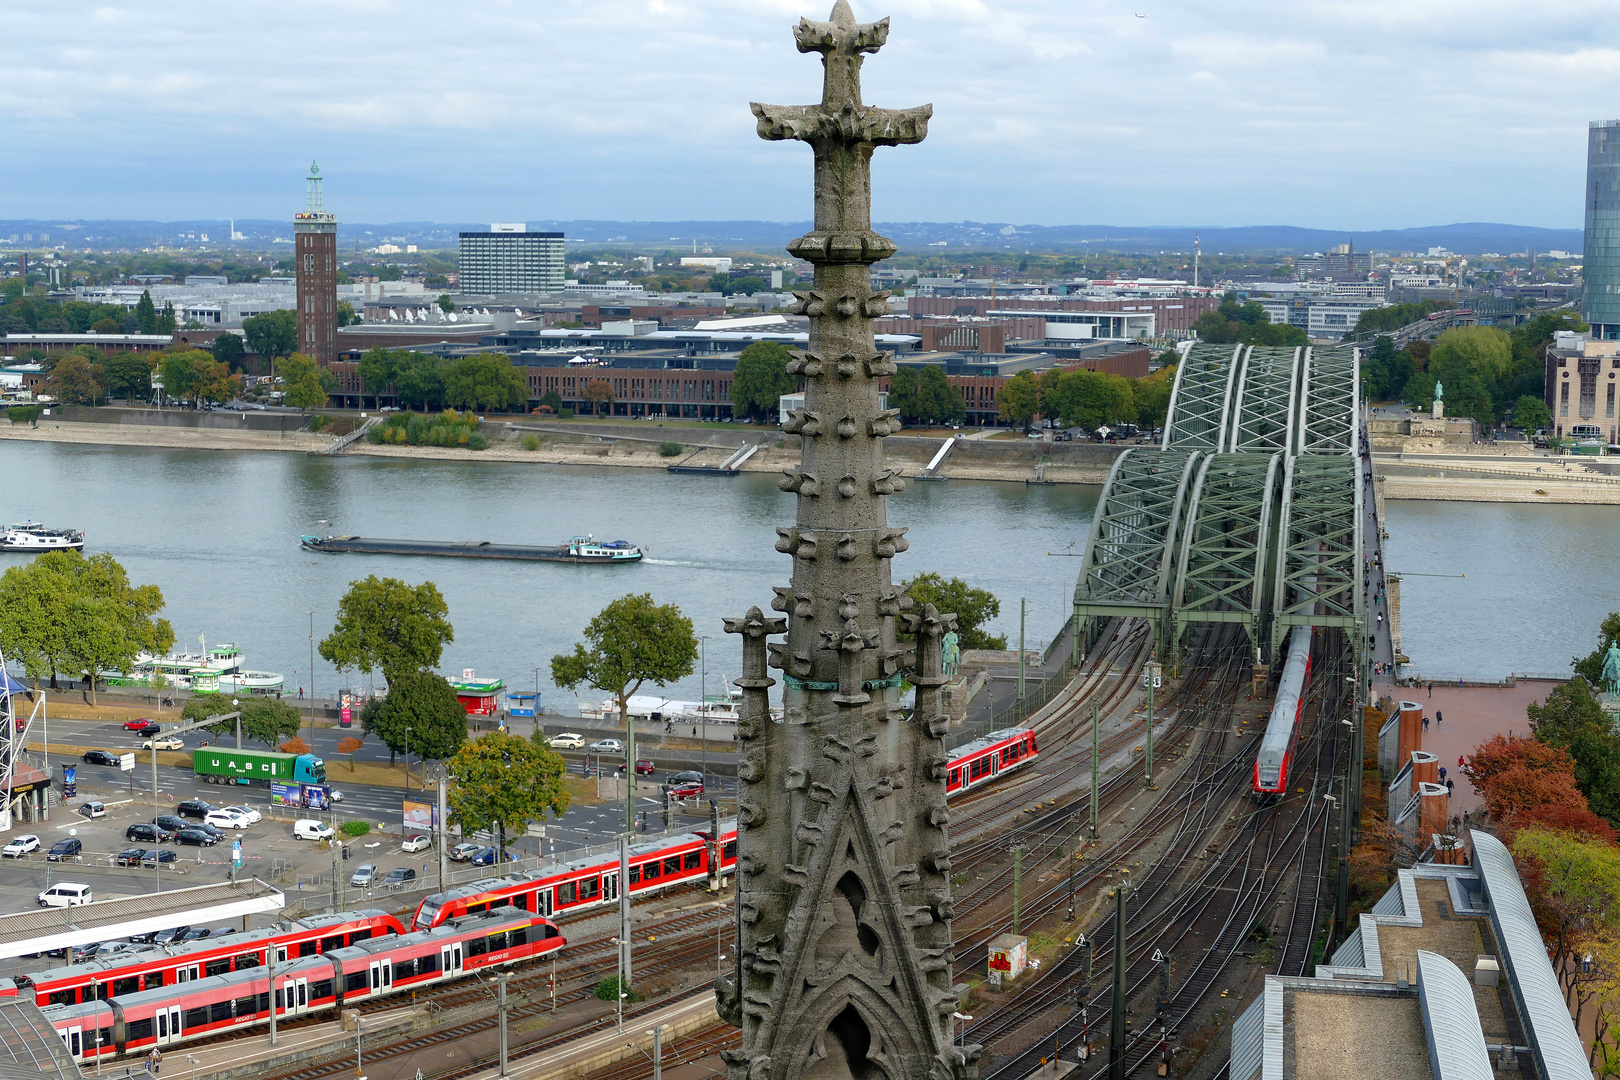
[[4, 439, 1607, 694], [2, 441, 1095, 709]]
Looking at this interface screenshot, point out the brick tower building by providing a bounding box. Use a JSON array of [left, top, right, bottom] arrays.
[[295, 162, 338, 363]]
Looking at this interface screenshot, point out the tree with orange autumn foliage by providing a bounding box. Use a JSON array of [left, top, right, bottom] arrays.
[[1462, 733, 1599, 840]]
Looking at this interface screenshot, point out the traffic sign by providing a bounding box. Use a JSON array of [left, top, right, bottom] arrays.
[[1152, 949, 1166, 963], [232, 838, 242, 869], [119, 753, 136, 772]]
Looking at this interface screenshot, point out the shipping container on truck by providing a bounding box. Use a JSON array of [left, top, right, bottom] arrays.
[[193, 748, 326, 786]]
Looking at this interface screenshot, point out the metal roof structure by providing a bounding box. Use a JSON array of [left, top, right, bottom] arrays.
[[0, 880, 284, 961], [1415, 950, 1494, 1080], [1474, 831, 1591, 1079], [0, 997, 82, 1080]]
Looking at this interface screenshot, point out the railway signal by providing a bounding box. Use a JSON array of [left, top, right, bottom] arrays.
[[1153, 949, 1172, 1076], [1075, 934, 1093, 1061], [1143, 660, 1163, 788]]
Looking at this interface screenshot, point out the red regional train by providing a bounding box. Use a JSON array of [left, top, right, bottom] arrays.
[[1252, 626, 1314, 799], [19, 910, 404, 1009], [410, 726, 1040, 931], [41, 908, 562, 1063]]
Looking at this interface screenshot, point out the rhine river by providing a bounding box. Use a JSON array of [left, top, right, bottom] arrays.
[[4, 440, 1612, 696]]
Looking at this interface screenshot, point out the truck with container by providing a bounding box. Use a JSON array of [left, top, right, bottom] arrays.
[[193, 748, 326, 786]]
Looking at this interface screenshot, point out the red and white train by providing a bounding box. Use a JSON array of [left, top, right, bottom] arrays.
[[410, 726, 1040, 930], [1252, 626, 1314, 799], [19, 910, 405, 1010], [41, 908, 562, 1063]]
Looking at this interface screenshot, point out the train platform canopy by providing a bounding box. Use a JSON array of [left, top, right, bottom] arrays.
[[0, 996, 83, 1080], [0, 880, 284, 961]]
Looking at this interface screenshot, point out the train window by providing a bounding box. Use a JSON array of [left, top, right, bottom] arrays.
[[557, 882, 576, 905], [470, 903, 489, 915], [352, 929, 372, 943], [299, 941, 318, 958], [322, 936, 342, 953], [235, 954, 258, 970], [210, 1002, 231, 1024], [96, 984, 110, 1001], [508, 927, 528, 947], [205, 959, 231, 978], [629, 865, 642, 884], [97, 1028, 112, 1050], [723, 842, 736, 861], [949, 769, 960, 785], [184, 1008, 208, 1029], [146, 970, 167, 988], [47, 990, 73, 1007], [467, 937, 488, 957], [127, 1018, 153, 1042], [663, 856, 681, 876], [392, 960, 414, 982], [579, 877, 599, 900], [643, 862, 660, 880], [543, 923, 560, 939], [112, 977, 138, 996], [275, 990, 284, 1010], [312, 980, 333, 1000], [684, 851, 701, 870], [234, 996, 257, 1018], [345, 972, 368, 994], [419, 953, 440, 974], [486, 932, 508, 952], [257, 992, 270, 1014]]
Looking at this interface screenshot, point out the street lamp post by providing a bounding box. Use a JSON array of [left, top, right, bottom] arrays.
[[403, 726, 412, 796], [308, 611, 316, 744], [699, 635, 708, 791]]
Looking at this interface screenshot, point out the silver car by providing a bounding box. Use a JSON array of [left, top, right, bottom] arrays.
[[349, 863, 377, 888]]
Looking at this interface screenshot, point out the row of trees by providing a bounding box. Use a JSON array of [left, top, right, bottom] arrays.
[[356, 348, 528, 412], [995, 363, 1175, 432], [1190, 294, 1309, 347]]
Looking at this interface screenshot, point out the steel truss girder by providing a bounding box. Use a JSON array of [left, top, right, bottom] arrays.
[[1271, 452, 1364, 655], [1296, 345, 1361, 455], [1171, 452, 1283, 656], [1162, 343, 1243, 451], [1227, 346, 1301, 453], [1075, 448, 1203, 648]]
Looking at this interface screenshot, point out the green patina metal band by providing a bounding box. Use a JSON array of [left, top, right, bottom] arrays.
[[782, 673, 906, 691]]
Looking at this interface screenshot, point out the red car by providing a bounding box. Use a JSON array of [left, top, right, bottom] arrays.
[[634, 759, 656, 775], [123, 718, 156, 731], [665, 781, 704, 800]]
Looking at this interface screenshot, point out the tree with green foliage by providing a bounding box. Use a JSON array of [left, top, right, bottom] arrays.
[[442, 352, 529, 411], [1192, 293, 1309, 347], [447, 731, 570, 861], [211, 332, 245, 372], [1133, 366, 1175, 429], [45, 354, 104, 405], [319, 576, 455, 684], [913, 364, 965, 425], [1043, 368, 1135, 430], [1353, 301, 1447, 337], [336, 300, 359, 327], [1511, 828, 1620, 990], [0, 550, 173, 701], [279, 352, 330, 412], [358, 348, 401, 408], [1575, 613, 1620, 688], [730, 341, 798, 422], [242, 309, 297, 371], [134, 290, 159, 334], [900, 573, 1007, 650], [1528, 677, 1620, 828], [886, 366, 919, 423], [358, 669, 467, 766], [582, 379, 613, 415], [1512, 394, 1552, 434], [539, 389, 563, 413], [102, 354, 151, 401], [160, 350, 200, 404], [394, 354, 446, 411], [996, 370, 1040, 429], [436, 294, 456, 314], [91, 318, 121, 335]]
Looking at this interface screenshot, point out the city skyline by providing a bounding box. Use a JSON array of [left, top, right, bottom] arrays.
[[1, 0, 1612, 228]]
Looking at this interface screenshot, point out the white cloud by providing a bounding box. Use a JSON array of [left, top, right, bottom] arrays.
[[0, 0, 1605, 227]]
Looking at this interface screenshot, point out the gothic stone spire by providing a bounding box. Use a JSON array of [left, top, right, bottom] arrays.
[[721, 7, 975, 1080]]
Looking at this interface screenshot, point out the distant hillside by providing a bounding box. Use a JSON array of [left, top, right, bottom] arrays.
[[0, 218, 1582, 256]]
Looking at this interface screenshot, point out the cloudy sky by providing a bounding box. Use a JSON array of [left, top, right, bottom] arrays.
[[2, 0, 1611, 228]]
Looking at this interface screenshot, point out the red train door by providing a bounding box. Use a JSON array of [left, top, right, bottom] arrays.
[[440, 943, 463, 979], [156, 1006, 181, 1045]]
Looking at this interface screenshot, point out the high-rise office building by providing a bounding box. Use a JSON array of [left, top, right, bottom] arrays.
[[295, 163, 338, 363], [458, 225, 565, 294], [1583, 121, 1620, 340]]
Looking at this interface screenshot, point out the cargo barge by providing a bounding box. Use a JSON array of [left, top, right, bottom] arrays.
[[299, 533, 643, 563]]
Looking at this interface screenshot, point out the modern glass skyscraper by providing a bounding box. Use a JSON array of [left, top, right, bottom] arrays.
[[1583, 120, 1620, 340]]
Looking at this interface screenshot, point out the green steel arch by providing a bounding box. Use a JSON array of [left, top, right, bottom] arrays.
[[1270, 453, 1364, 656], [1227, 346, 1301, 453], [1170, 451, 1284, 655], [1073, 448, 1204, 651], [1295, 345, 1361, 455], [1162, 343, 1244, 450]]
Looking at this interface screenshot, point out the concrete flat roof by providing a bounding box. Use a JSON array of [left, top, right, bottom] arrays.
[[0, 879, 284, 959]]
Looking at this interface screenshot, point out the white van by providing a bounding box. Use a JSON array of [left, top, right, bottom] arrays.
[[38, 883, 91, 908], [293, 819, 334, 841]]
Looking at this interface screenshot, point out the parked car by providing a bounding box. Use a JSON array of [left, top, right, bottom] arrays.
[[190, 927, 213, 940], [176, 827, 219, 847], [469, 847, 496, 866], [81, 750, 120, 766], [142, 849, 178, 866], [77, 801, 107, 819], [61, 942, 103, 963], [634, 759, 657, 775], [95, 941, 142, 959], [38, 883, 91, 908], [176, 800, 214, 819], [349, 864, 377, 888], [384, 868, 417, 886], [154, 815, 188, 834], [293, 819, 334, 841], [208, 926, 237, 938], [47, 839, 82, 862], [2, 835, 40, 857], [143, 736, 183, 751], [589, 738, 624, 754], [115, 847, 148, 867], [449, 842, 483, 862], [122, 719, 156, 731], [204, 810, 250, 831], [401, 834, 433, 854], [125, 823, 176, 843], [221, 805, 262, 824], [150, 925, 190, 945], [548, 733, 586, 749]]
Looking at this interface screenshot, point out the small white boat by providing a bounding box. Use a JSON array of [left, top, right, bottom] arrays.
[[580, 678, 772, 724], [106, 640, 281, 693], [1, 521, 84, 552]]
